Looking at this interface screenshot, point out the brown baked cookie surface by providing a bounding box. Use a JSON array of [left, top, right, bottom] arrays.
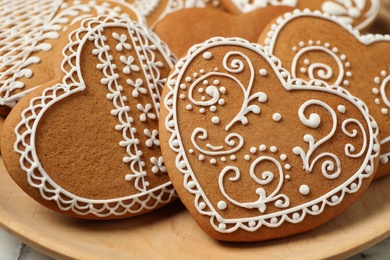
[[259, 10, 390, 179], [0, 0, 142, 115], [159, 37, 380, 241], [133, 0, 222, 27], [1, 16, 177, 219], [220, 0, 380, 31], [153, 6, 293, 57]]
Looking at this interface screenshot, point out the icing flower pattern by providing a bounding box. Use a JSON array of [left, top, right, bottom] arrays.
[[127, 78, 146, 97], [144, 129, 160, 147], [120, 55, 140, 74], [150, 156, 167, 174], [112, 32, 132, 51]]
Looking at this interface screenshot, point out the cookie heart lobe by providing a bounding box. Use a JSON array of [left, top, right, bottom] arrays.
[[2, 15, 177, 219], [259, 9, 390, 178], [159, 37, 380, 241], [0, 0, 142, 114], [152, 6, 293, 57]]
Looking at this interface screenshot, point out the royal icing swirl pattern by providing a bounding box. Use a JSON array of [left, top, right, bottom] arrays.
[[13, 16, 176, 217], [0, 0, 143, 108], [163, 37, 379, 233], [263, 9, 390, 168], [227, 0, 379, 30]]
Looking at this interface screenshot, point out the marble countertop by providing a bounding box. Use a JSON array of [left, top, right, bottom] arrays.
[[0, 226, 389, 259]]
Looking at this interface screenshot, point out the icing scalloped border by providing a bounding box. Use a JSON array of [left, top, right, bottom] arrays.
[[163, 37, 380, 233]]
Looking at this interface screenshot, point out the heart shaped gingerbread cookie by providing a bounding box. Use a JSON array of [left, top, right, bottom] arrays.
[[159, 37, 379, 241], [259, 9, 390, 178], [0, 0, 141, 115], [2, 15, 177, 219], [153, 6, 293, 57], [220, 0, 380, 31]]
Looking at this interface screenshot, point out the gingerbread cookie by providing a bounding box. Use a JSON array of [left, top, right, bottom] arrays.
[[220, 0, 380, 31], [133, 0, 221, 27], [1, 15, 177, 219], [153, 6, 293, 57], [159, 37, 380, 241], [259, 9, 390, 179], [0, 0, 141, 115]]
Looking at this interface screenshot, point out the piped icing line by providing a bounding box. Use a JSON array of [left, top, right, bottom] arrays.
[[0, 0, 63, 106], [163, 37, 379, 233], [0, 0, 144, 108], [263, 8, 389, 165], [13, 15, 176, 217]]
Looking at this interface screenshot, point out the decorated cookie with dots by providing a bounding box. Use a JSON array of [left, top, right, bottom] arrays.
[[1, 15, 177, 219], [152, 5, 293, 57], [133, 0, 221, 28], [258, 9, 390, 178], [0, 0, 142, 115], [219, 0, 380, 31], [159, 37, 380, 241]]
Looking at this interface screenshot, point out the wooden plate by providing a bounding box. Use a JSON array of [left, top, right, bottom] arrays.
[[1, 6, 390, 260], [1, 151, 390, 260]]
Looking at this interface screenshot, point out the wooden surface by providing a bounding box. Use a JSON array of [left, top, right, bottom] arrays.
[[0, 3, 389, 259], [1, 153, 390, 260]]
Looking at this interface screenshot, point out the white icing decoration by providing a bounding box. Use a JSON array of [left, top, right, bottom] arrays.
[[144, 129, 160, 147], [212, 116, 220, 124], [12, 16, 177, 217], [113, 33, 132, 51], [219, 157, 290, 213], [203, 51, 212, 60], [294, 100, 342, 179], [270, 146, 277, 153], [341, 119, 367, 158], [259, 69, 268, 76], [150, 156, 167, 173], [163, 37, 379, 234], [137, 103, 156, 122], [299, 185, 310, 195], [250, 147, 257, 153], [244, 155, 251, 161], [230, 0, 297, 13], [120, 55, 140, 74], [338, 105, 346, 113], [0, 0, 143, 108], [264, 10, 390, 168], [218, 201, 227, 210], [272, 113, 282, 122], [291, 45, 347, 87]]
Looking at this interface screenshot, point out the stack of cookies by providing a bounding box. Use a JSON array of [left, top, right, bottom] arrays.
[[0, 0, 388, 242]]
